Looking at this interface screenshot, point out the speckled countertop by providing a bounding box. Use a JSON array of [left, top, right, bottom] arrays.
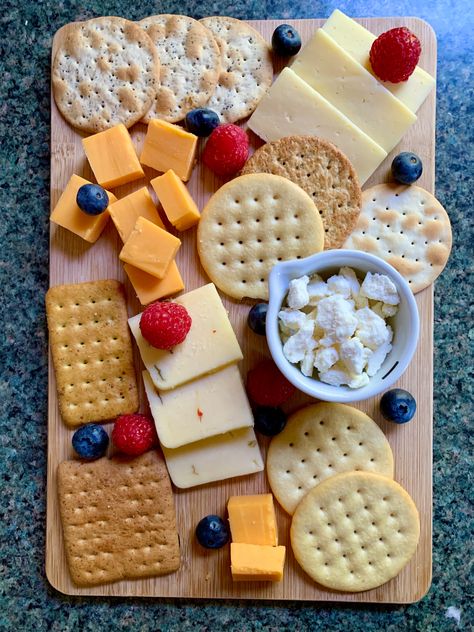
[[0, 0, 472, 629]]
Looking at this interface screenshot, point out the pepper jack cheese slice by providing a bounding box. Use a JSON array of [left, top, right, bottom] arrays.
[[161, 427, 264, 488], [142, 367, 253, 449], [247, 68, 386, 185], [119, 216, 181, 279], [140, 119, 198, 182], [123, 263, 184, 305], [291, 29, 417, 153], [230, 543, 286, 582], [228, 494, 278, 546], [82, 123, 144, 189], [128, 283, 243, 390], [151, 170, 200, 231], [322, 10, 435, 114], [50, 174, 117, 243], [109, 187, 163, 242]]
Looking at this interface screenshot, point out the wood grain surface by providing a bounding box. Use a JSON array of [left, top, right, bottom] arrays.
[[47, 17, 436, 602]]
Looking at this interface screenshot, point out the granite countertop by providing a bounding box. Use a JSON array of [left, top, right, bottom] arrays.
[[1, 0, 472, 629]]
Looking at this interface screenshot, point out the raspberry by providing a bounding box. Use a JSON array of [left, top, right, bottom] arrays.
[[112, 413, 157, 456], [139, 301, 192, 349], [247, 359, 296, 407], [369, 27, 421, 83], [202, 124, 249, 177]]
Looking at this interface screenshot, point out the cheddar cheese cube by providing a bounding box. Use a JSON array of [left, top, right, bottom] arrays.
[[82, 123, 144, 189], [151, 170, 200, 231], [228, 494, 278, 546], [230, 543, 286, 582], [119, 216, 181, 279], [124, 262, 184, 305], [50, 174, 116, 243], [109, 187, 163, 242], [140, 120, 197, 181]]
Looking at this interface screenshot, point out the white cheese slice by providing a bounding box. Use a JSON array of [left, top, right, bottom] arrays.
[[142, 367, 253, 449], [247, 67, 387, 185], [322, 9, 435, 113], [161, 427, 264, 488], [128, 283, 243, 391], [291, 29, 417, 153]]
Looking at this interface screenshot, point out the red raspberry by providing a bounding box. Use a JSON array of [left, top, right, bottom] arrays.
[[202, 124, 249, 177], [139, 301, 191, 350], [369, 27, 421, 83], [112, 413, 157, 456], [247, 359, 296, 407]]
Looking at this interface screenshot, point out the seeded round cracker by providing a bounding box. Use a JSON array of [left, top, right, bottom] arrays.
[[139, 15, 221, 123], [241, 136, 362, 249], [52, 17, 160, 132], [290, 471, 420, 592], [267, 403, 394, 515], [199, 16, 273, 123], [343, 184, 452, 293], [197, 173, 324, 300]]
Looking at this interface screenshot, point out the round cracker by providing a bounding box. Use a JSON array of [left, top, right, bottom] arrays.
[[267, 403, 394, 515], [343, 184, 452, 293], [241, 136, 362, 249], [139, 15, 221, 123], [52, 17, 160, 133], [200, 16, 273, 123], [197, 173, 324, 300], [290, 471, 420, 592]]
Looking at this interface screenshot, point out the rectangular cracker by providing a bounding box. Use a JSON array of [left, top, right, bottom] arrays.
[[46, 279, 138, 426], [57, 450, 181, 586]]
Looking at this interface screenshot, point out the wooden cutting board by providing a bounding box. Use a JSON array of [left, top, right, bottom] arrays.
[[46, 17, 436, 603]]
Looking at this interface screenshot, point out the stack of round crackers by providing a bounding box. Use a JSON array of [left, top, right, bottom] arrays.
[[267, 403, 420, 592], [52, 15, 273, 132]]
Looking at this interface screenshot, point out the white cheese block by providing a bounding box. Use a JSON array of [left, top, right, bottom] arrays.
[[322, 9, 435, 113], [291, 28, 417, 153], [161, 427, 264, 488], [129, 283, 243, 391], [142, 366, 253, 449], [247, 67, 387, 185]]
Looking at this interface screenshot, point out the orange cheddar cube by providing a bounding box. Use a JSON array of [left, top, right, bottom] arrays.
[[151, 170, 200, 231], [50, 174, 117, 243], [140, 120, 197, 182], [82, 123, 144, 189], [119, 216, 181, 279], [228, 494, 278, 546], [109, 187, 164, 242], [230, 543, 286, 582], [124, 262, 185, 305]]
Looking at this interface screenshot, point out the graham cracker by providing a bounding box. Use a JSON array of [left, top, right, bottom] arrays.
[[57, 450, 180, 586], [46, 279, 138, 427], [241, 136, 362, 249]]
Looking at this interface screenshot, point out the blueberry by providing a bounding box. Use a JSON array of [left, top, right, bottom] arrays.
[[391, 152, 423, 184], [76, 184, 109, 215], [185, 108, 220, 137], [254, 406, 287, 436], [72, 424, 109, 459], [247, 302, 268, 335], [272, 24, 302, 57], [195, 515, 230, 549], [380, 389, 416, 423]]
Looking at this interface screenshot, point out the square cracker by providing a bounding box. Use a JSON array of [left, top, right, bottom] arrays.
[[46, 279, 138, 427], [57, 451, 181, 586]]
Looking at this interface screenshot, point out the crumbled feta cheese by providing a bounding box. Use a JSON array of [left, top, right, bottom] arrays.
[[287, 275, 310, 309], [382, 303, 398, 317], [340, 338, 371, 375], [348, 372, 370, 388], [278, 308, 306, 331], [313, 347, 339, 373], [282, 319, 316, 363], [327, 274, 352, 298], [360, 272, 400, 305], [355, 307, 390, 350], [354, 294, 369, 309], [301, 350, 315, 377], [319, 363, 353, 386], [307, 279, 331, 304], [370, 301, 385, 318], [340, 267, 361, 298], [315, 294, 357, 341], [366, 341, 392, 376]]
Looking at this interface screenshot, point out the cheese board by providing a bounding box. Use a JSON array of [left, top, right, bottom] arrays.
[[46, 16, 436, 602]]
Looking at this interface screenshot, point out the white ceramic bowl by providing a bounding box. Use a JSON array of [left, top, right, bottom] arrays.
[[266, 250, 419, 403]]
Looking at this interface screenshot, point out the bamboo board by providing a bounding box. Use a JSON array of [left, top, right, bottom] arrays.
[[46, 17, 436, 603]]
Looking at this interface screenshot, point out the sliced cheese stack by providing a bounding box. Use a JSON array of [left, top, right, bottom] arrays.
[[228, 494, 286, 582], [129, 283, 264, 487], [248, 10, 435, 184]]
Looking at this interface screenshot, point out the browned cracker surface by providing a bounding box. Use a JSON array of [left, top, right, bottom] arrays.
[[241, 136, 362, 249], [46, 279, 138, 427], [57, 451, 180, 586]]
